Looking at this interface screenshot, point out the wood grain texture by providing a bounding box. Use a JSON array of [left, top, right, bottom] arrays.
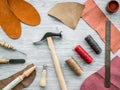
[[0, 0, 120, 90]]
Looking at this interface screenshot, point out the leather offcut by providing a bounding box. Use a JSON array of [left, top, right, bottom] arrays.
[[0, 64, 36, 90], [0, 0, 40, 39], [80, 56, 120, 90], [48, 2, 85, 29]]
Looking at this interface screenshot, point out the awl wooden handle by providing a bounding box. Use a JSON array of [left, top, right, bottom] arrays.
[[47, 37, 67, 90]]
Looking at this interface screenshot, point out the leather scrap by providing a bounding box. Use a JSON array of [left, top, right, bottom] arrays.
[[7, 0, 41, 26], [81, 0, 120, 53], [48, 2, 85, 29], [81, 56, 120, 90], [0, 64, 36, 90], [0, 0, 21, 39]]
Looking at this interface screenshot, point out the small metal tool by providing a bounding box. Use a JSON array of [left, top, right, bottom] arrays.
[[40, 65, 47, 87], [33, 31, 62, 45], [105, 20, 111, 88], [0, 41, 26, 55]]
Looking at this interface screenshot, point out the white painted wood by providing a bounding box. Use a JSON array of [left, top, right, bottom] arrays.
[[0, 0, 120, 90]]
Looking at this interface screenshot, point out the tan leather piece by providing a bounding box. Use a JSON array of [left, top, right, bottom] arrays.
[[0, 0, 21, 39], [8, 0, 41, 26], [48, 2, 85, 29], [0, 64, 36, 90]]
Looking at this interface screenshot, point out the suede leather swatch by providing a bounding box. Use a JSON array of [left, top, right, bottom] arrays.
[[0, 0, 40, 39], [0, 0, 21, 39], [81, 56, 120, 90], [81, 0, 120, 53], [48, 2, 85, 29], [8, 0, 41, 26], [0, 64, 36, 90]]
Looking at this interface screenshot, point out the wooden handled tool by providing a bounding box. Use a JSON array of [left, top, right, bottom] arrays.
[[33, 32, 67, 90], [0, 40, 26, 55], [0, 59, 25, 64], [40, 65, 47, 87], [2, 65, 36, 90]]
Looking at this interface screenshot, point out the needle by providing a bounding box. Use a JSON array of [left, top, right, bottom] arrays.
[[12, 48, 27, 55]]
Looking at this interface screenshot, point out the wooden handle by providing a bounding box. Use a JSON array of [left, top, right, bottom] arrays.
[[47, 37, 67, 90], [20, 65, 36, 80], [0, 59, 9, 64], [2, 77, 22, 90], [40, 70, 47, 87], [2, 65, 36, 90], [0, 41, 12, 49]]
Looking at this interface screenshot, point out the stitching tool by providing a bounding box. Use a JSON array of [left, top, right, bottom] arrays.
[[40, 65, 47, 87], [0, 40, 26, 55]]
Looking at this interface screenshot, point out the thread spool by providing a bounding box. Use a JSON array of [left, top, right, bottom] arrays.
[[66, 57, 83, 76], [106, 0, 119, 13], [85, 35, 102, 54], [74, 45, 93, 64]]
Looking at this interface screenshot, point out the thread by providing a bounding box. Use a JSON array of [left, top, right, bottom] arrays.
[[85, 35, 102, 54], [106, 0, 119, 13], [74, 45, 93, 64], [66, 57, 83, 76]]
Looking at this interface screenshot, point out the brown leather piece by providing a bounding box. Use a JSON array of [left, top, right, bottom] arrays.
[[8, 0, 41, 26], [0, 64, 36, 90], [0, 0, 21, 39], [48, 2, 85, 29]]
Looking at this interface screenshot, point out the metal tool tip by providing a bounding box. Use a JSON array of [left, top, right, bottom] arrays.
[[33, 41, 43, 45], [43, 65, 47, 70]]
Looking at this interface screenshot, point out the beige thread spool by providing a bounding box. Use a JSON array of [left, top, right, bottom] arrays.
[[66, 57, 83, 76]]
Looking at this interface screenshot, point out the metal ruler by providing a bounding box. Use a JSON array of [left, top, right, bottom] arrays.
[[105, 20, 111, 88]]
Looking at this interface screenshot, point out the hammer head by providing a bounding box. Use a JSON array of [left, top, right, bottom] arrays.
[[33, 31, 62, 45]]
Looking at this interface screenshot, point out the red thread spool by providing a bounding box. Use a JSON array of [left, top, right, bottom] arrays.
[[106, 0, 119, 13], [74, 45, 93, 64]]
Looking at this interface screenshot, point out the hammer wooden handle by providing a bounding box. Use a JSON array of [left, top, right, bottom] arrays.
[[47, 37, 67, 90], [40, 70, 47, 87]]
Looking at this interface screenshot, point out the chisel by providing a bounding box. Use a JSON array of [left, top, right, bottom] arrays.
[[0, 59, 25, 64]]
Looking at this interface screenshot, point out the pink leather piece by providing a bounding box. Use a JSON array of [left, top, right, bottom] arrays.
[[80, 56, 120, 90], [81, 0, 120, 53]]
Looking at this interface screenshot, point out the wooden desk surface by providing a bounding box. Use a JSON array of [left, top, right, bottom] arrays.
[[0, 0, 120, 90]]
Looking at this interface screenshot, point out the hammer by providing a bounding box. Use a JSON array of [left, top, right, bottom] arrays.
[[33, 31, 67, 90]]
